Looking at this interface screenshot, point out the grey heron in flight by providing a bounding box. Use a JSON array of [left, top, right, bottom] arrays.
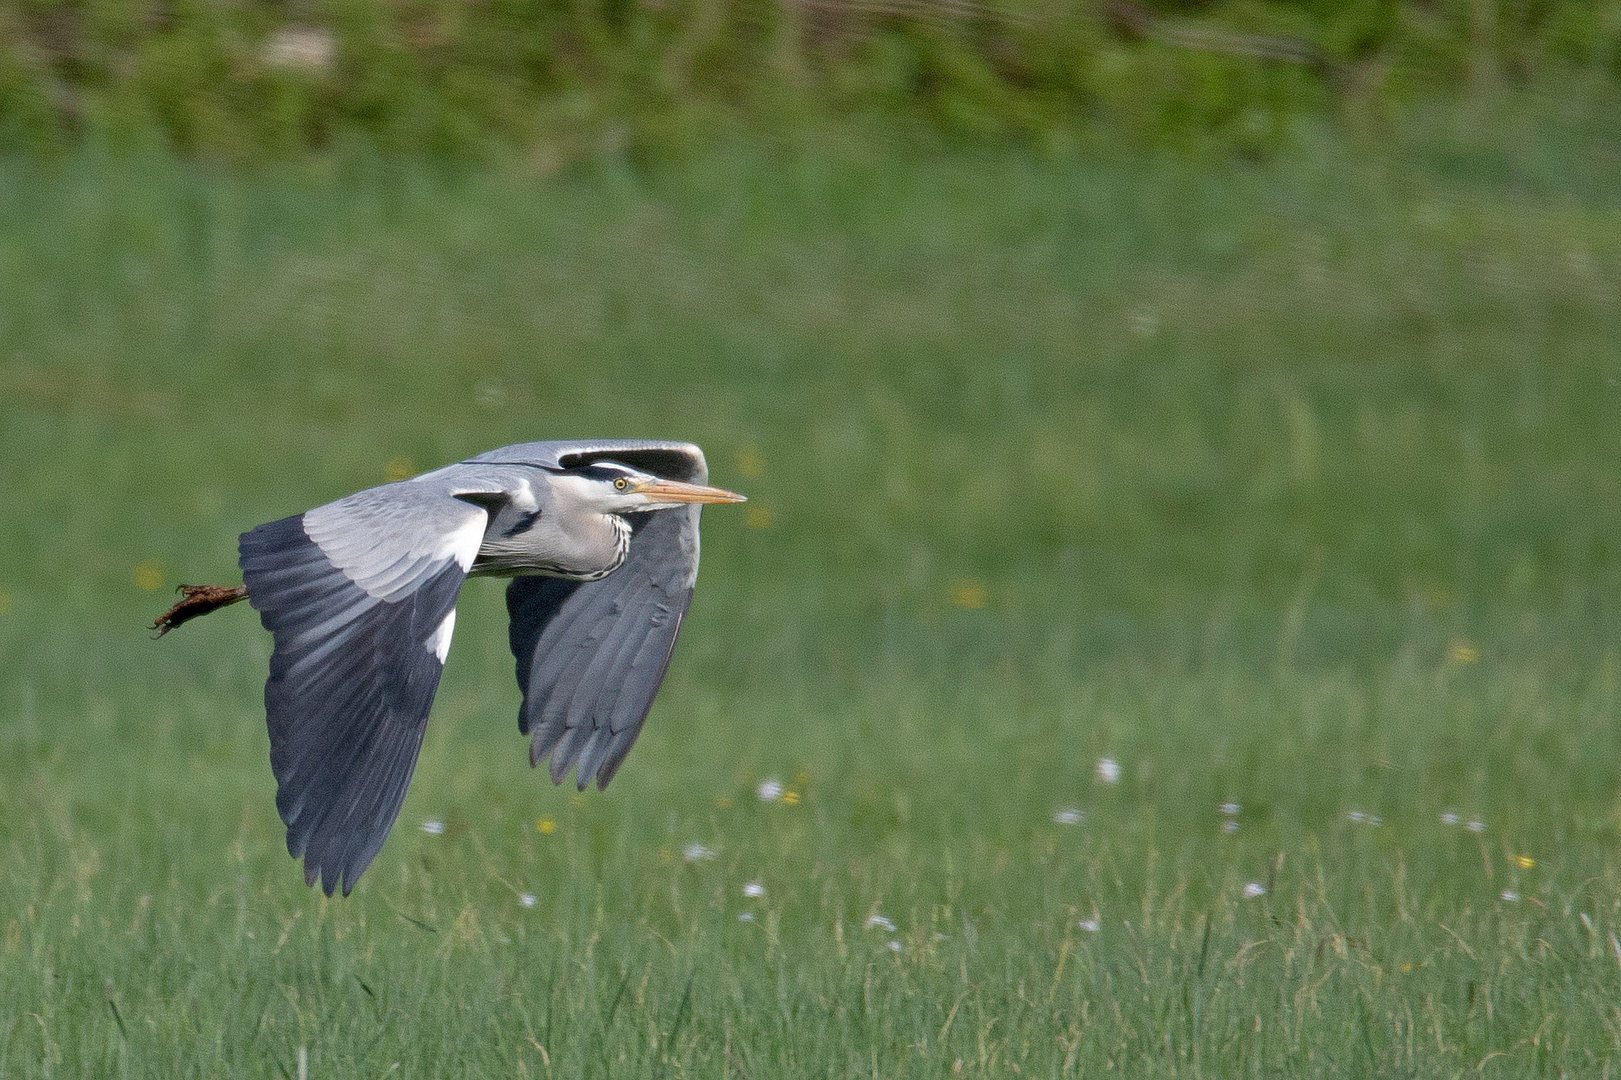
[[155, 440, 744, 896]]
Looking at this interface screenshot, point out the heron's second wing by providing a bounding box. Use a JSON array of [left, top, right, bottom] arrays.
[[507, 502, 701, 791], [239, 483, 491, 896]]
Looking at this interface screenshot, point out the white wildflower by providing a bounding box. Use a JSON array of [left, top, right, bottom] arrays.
[[1347, 810, 1366, 824], [1500, 889, 1519, 903], [756, 778, 783, 802], [743, 882, 766, 899], [1467, 820, 1486, 833], [1095, 758, 1121, 785], [1440, 811, 1461, 826], [1078, 918, 1100, 933], [865, 914, 896, 932], [682, 842, 716, 862], [887, 940, 903, 953], [1219, 802, 1241, 816], [738, 912, 755, 922], [1242, 882, 1267, 899], [1052, 807, 1083, 825], [264, 27, 335, 72], [1222, 820, 1239, 834], [420, 820, 445, 835], [518, 893, 536, 908]]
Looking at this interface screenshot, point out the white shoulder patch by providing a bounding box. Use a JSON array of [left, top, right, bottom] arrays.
[[510, 478, 539, 512], [437, 514, 487, 572], [426, 608, 457, 663]]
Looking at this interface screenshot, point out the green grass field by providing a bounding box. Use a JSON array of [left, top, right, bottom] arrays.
[[4, 98, 1621, 1077]]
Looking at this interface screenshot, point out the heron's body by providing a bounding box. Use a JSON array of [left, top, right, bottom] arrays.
[[209, 440, 743, 895]]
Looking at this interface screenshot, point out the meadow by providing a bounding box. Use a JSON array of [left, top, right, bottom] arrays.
[[3, 96, 1621, 1076]]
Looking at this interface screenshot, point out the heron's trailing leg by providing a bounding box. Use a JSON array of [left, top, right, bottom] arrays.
[[151, 583, 250, 638]]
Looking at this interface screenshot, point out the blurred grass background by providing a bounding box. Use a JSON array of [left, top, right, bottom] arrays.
[[5, 2, 1621, 1075], [4, 0, 1621, 159]]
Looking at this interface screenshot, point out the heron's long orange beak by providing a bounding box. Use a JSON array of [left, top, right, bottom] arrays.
[[636, 479, 747, 504]]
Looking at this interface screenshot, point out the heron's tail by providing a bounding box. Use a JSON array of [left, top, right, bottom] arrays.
[[150, 583, 250, 637]]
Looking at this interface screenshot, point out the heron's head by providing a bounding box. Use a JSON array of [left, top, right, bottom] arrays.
[[555, 461, 746, 515]]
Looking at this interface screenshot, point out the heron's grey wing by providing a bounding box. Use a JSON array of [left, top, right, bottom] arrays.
[[238, 479, 495, 896], [506, 445, 706, 791]]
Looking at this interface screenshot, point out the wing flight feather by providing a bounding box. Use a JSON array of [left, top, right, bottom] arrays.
[[239, 480, 494, 895], [505, 443, 706, 791]]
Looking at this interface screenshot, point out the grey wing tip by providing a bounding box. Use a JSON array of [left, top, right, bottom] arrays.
[[298, 844, 341, 896], [595, 741, 635, 790], [300, 852, 360, 897], [304, 861, 329, 894]]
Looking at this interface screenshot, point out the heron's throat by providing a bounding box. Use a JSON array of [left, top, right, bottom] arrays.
[[557, 514, 631, 582]]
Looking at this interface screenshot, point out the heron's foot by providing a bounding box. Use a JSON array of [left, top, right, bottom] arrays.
[[151, 583, 250, 638]]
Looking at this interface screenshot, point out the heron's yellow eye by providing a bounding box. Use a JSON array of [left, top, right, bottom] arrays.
[[614, 477, 628, 491]]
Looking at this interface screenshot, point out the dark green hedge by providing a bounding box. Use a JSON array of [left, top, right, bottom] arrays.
[[2, 0, 1619, 158]]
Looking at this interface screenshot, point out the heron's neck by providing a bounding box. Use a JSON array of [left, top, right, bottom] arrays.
[[473, 506, 630, 580], [566, 514, 631, 581]]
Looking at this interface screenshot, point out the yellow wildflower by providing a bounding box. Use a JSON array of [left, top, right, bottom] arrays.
[[133, 560, 164, 591], [949, 580, 987, 609]]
